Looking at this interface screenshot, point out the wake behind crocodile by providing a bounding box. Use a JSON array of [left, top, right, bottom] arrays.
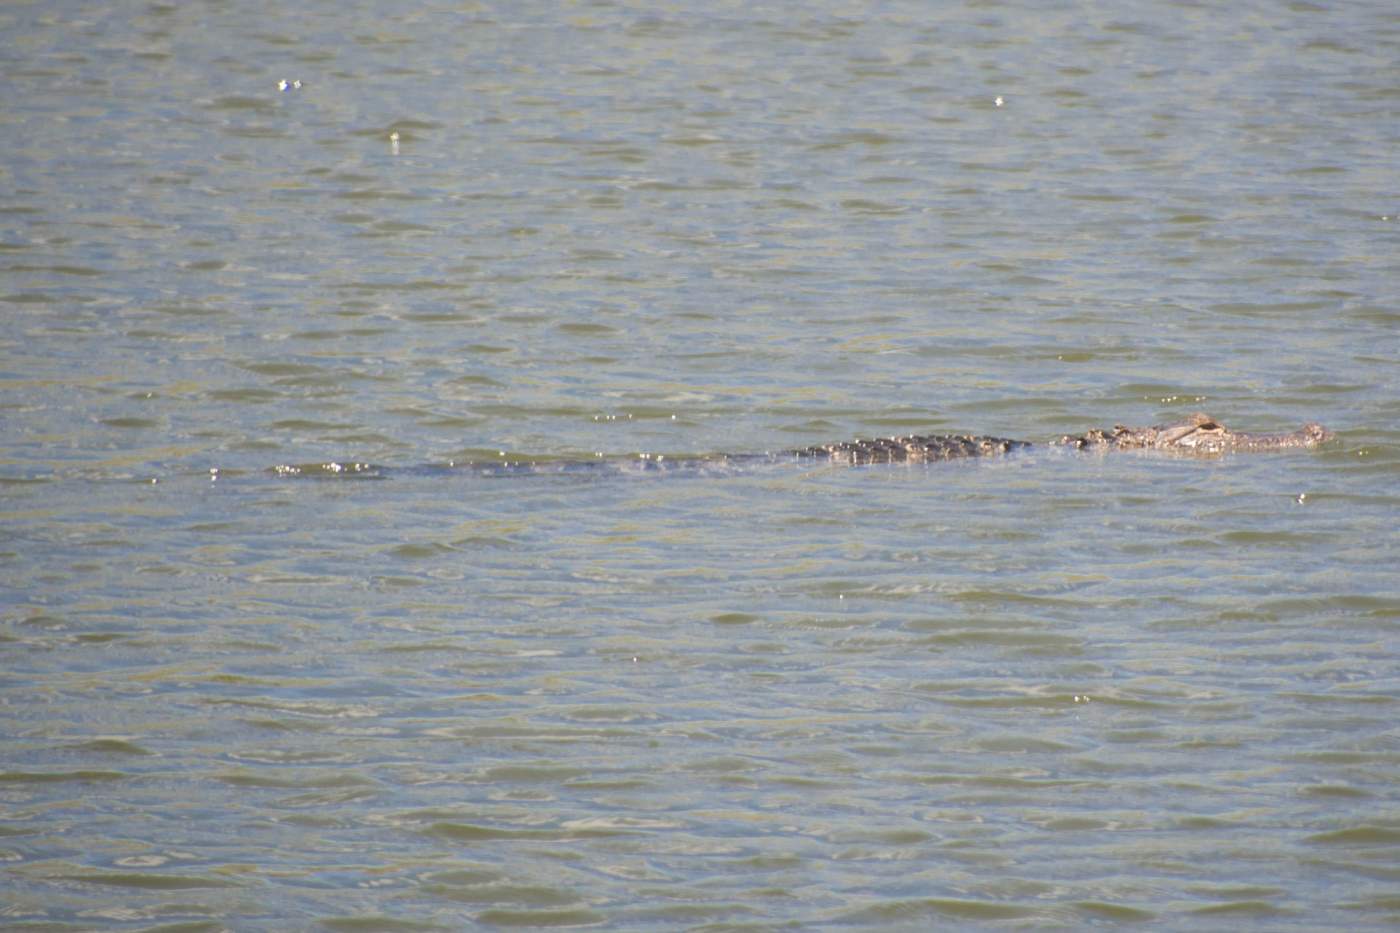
[[267, 413, 1334, 481]]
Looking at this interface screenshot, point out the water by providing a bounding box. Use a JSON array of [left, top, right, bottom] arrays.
[[3, 0, 1398, 928]]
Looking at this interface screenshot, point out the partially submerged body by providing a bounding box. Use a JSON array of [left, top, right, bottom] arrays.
[[268, 413, 1333, 477], [791, 433, 1031, 465], [792, 413, 1333, 465]]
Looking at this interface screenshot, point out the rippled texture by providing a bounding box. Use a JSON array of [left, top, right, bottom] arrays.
[[2, 0, 1398, 929]]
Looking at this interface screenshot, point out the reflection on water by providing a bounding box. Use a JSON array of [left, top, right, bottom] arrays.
[[2, 0, 1398, 929]]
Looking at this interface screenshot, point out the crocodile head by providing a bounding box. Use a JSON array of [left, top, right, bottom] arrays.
[[1058, 413, 1335, 454]]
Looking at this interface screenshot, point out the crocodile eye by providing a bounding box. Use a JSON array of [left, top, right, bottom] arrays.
[[1198, 421, 1221, 431]]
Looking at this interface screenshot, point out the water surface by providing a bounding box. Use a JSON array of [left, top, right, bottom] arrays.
[[2, 1, 1398, 929]]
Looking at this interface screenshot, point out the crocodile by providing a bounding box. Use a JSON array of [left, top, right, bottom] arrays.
[[268, 413, 1333, 477], [805, 412, 1333, 465]]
